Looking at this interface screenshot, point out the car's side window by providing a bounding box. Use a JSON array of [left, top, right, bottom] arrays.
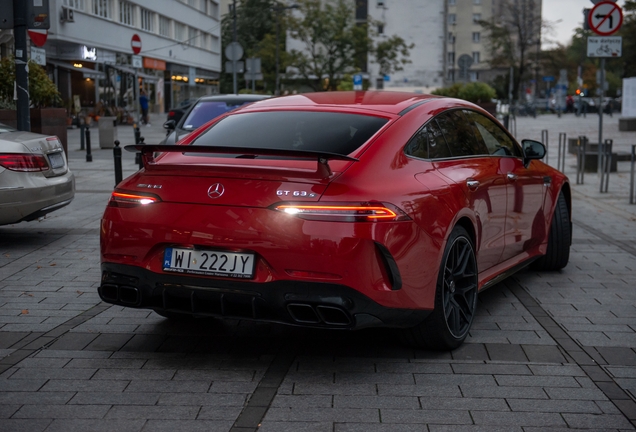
[[464, 110, 522, 157], [435, 110, 488, 157], [404, 120, 452, 160]]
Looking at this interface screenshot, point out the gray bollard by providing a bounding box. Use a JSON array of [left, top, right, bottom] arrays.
[[80, 123, 86, 150], [138, 137, 145, 170], [113, 140, 122, 187], [630, 145, 635, 205], [85, 127, 92, 162], [576, 136, 587, 185]]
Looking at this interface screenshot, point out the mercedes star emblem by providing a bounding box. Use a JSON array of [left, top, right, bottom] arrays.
[[207, 183, 225, 199]]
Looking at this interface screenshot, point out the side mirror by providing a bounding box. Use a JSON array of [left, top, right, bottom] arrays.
[[521, 139, 545, 167], [163, 119, 176, 131]]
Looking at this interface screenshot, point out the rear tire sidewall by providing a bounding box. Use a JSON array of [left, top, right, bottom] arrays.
[[435, 226, 478, 348]]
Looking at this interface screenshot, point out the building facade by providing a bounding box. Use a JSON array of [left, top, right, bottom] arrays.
[[445, 0, 542, 89], [367, 0, 446, 92], [1, 0, 221, 115]]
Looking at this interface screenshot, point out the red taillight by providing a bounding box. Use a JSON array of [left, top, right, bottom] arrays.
[[0, 153, 49, 172], [109, 191, 161, 208], [168, 111, 175, 118], [271, 202, 410, 222]]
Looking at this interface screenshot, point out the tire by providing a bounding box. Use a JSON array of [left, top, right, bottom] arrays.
[[531, 192, 571, 271], [401, 226, 479, 350]]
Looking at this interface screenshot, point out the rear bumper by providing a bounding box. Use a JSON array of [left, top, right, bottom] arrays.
[[0, 171, 75, 225], [99, 263, 431, 329]]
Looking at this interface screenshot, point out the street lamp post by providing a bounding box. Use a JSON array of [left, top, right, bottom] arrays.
[[272, 4, 298, 96]]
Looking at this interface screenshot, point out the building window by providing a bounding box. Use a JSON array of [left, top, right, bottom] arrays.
[[378, 23, 384, 34], [473, 13, 481, 23], [141, 8, 154, 32], [188, 27, 198, 46], [159, 16, 171, 37], [175, 22, 186, 42], [447, 52, 455, 66], [187, 0, 196, 7], [449, 0, 456, 5], [473, 51, 480, 64], [211, 34, 220, 52], [469, 71, 479, 82], [63, 0, 85, 10], [93, 0, 111, 18], [448, 32, 455, 44], [208, 1, 219, 17], [118, 1, 134, 25], [472, 32, 481, 43], [448, 14, 456, 25], [473, 0, 481, 4], [447, 70, 455, 80]]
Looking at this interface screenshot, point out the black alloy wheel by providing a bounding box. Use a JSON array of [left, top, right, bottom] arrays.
[[441, 233, 478, 339], [400, 226, 478, 350]]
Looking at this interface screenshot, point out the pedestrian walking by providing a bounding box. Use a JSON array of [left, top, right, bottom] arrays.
[[139, 90, 150, 126]]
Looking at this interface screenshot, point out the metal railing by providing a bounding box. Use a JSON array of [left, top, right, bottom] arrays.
[[576, 136, 587, 185], [599, 139, 612, 193], [557, 132, 566, 173]]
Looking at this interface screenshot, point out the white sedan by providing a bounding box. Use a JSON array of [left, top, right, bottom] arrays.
[[0, 123, 75, 226]]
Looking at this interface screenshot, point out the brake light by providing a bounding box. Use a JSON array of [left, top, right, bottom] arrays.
[[272, 202, 410, 222], [109, 191, 161, 208], [0, 153, 49, 172]]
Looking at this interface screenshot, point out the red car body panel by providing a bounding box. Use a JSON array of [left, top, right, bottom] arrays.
[[99, 91, 570, 329]]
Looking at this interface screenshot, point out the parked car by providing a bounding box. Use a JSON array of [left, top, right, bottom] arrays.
[[0, 123, 75, 226], [99, 91, 571, 350], [162, 94, 271, 145], [165, 99, 195, 125]]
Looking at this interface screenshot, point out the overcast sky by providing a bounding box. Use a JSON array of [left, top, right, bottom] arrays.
[[543, 0, 626, 48]]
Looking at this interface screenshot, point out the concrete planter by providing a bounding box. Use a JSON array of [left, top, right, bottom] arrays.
[[0, 108, 68, 155]]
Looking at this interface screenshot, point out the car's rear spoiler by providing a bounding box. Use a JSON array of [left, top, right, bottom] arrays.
[[125, 144, 358, 178]]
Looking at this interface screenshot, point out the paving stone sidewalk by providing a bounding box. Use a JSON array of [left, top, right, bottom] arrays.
[[0, 113, 635, 431]]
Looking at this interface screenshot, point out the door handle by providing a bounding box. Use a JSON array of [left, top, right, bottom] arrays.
[[466, 179, 480, 190], [507, 173, 518, 182]]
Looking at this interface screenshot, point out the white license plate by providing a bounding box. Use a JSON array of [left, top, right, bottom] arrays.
[[48, 152, 65, 169], [163, 247, 255, 279]]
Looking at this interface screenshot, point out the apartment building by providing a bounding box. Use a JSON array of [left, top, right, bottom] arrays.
[[446, 0, 542, 87], [367, 0, 446, 92], [1, 0, 222, 112]]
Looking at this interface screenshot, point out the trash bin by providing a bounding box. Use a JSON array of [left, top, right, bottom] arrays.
[[98, 116, 118, 149]]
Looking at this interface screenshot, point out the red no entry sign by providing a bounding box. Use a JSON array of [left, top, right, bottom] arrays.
[[28, 29, 47, 47], [588, 1, 623, 36], [131, 34, 142, 54]]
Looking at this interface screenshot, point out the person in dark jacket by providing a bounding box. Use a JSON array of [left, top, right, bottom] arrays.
[[139, 90, 150, 126]]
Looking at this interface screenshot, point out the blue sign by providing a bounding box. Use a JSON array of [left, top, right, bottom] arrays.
[[353, 74, 363, 85], [543, 76, 555, 82]]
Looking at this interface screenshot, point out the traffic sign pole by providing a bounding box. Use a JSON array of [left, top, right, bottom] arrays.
[[13, 0, 29, 132], [598, 58, 605, 175]]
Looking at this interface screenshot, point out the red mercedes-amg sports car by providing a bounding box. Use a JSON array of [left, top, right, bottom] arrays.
[[99, 91, 571, 350]]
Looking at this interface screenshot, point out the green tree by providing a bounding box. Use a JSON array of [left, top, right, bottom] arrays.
[[479, 0, 541, 101], [0, 57, 61, 108], [287, 0, 411, 91], [620, 0, 636, 78], [220, 0, 284, 93]]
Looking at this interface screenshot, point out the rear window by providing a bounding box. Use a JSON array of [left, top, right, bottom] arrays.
[[192, 111, 388, 156]]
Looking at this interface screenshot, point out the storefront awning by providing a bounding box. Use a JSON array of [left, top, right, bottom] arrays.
[[104, 64, 158, 82], [48, 60, 105, 80]]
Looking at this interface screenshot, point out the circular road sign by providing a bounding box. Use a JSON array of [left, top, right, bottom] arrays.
[[131, 34, 142, 54], [28, 29, 47, 47], [225, 41, 244, 61], [588, 1, 623, 36]]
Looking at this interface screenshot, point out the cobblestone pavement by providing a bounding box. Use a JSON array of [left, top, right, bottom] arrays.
[[0, 112, 635, 431]]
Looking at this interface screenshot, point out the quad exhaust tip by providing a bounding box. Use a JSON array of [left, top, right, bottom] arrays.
[[287, 303, 351, 326]]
